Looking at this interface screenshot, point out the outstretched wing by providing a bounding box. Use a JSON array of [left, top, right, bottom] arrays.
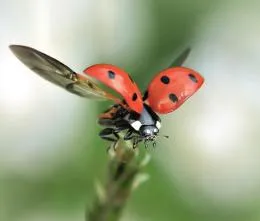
[[145, 47, 204, 114], [168, 47, 191, 68], [9, 45, 117, 101]]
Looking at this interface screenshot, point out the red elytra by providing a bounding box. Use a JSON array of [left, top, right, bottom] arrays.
[[146, 67, 204, 114], [84, 64, 143, 113]]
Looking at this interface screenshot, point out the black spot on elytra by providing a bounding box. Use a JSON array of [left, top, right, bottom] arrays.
[[108, 70, 115, 79], [169, 93, 178, 103], [161, 75, 170, 84], [143, 90, 148, 101], [132, 93, 138, 101], [188, 73, 198, 83]]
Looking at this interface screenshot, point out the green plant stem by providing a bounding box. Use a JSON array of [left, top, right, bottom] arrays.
[[86, 139, 147, 221]]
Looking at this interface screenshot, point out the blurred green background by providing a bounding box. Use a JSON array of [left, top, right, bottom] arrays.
[[1, 0, 260, 220]]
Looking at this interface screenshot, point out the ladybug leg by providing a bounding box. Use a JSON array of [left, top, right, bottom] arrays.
[[99, 116, 128, 129], [99, 128, 119, 142], [133, 136, 143, 149], [99, 109, 129, 129], [124, 129, 140, 140], [108, 140, 119, 152], [114, 121, 130, 133], [123, 129, 134, 140], [99, 128, 120, 151], [98, 118, 116, 127], [123, 129, 143, 148]]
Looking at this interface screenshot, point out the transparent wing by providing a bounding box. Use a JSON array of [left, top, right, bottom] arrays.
[[9, 45, 117, 101], [168, 47, 191, 68]]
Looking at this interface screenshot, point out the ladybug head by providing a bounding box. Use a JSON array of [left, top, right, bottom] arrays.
[[140, 125, 159, 141]]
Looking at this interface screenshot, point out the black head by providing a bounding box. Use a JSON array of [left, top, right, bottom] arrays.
[[128, 103, 161, 146], [140, 125, 159, 141]]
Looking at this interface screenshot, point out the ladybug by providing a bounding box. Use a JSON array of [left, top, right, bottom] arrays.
[[9, 45, 204, 148]]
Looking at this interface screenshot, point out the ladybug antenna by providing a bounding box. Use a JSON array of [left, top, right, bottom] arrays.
[[163, 135, 169, 139]]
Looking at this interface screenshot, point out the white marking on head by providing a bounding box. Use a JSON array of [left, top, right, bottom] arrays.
[[144, 129, 152, 134], [131, 121, 142, 131], [156, 121, 161, 129]]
